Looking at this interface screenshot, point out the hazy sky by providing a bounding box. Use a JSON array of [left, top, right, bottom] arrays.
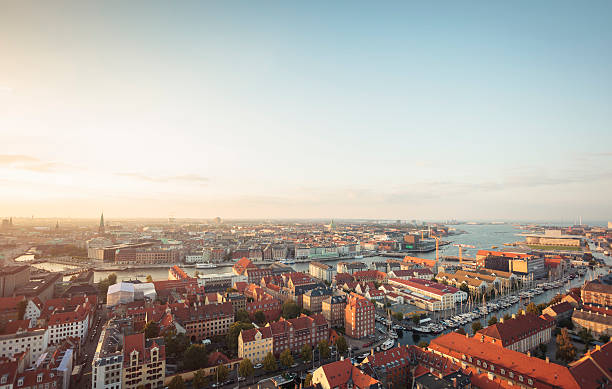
[[1, 1, 611, 221]]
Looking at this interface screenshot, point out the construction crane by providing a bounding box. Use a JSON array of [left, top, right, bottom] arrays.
[[453, 243, 475, 263]]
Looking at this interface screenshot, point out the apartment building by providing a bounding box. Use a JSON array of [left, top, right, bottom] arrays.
[[246, 297, 281, 322], [115, 248, 180, 264], [303, 288, 332, 313], [322, 295, 346, 328], [429, 332, 580, 389], [345, 293, 374, 339], [360, 346, 411, 389], [92, 322, 124, 389], [309, 262, 334, 283], [42, 295, 96, 346], [122, 333, 165, 389], [0, 296, 26, 326], [266, 314, 329, 355], [172, 302, 234, 342], [238, 327, 273, 364], [0, 265, 30, 297], [388, 278, 465, 310], [581, 277, 612, 308], [0, 321, 49, 366], [476, 313, 554, 353], [312, 359, 379, 389]]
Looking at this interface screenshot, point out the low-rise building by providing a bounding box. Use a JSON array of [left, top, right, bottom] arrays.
[[266, 314, 329, 355], [309, 262, 335, 283], [542, 302, 574, 322], [322, 295, 346, 328], [360, 346, 411, 389], [303, 288, 332, 313], [312, 359, 379, 389], [92, 321, 125, 389], [476, 313, 554, 353], [0, 321, 49, 366], [572, 309, 612, 337], [245, 297, 282, 322], [238, 327, 273, 364]]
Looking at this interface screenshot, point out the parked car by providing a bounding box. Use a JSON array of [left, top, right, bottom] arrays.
[[254, 364, 263, 369]]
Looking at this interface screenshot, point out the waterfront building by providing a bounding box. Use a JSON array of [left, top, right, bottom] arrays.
[[429, 332, 580, 389], [232, 257, 256, 276], [322, 295, 346, 328], [311, 359, 379, 389], [266, 313, 329, 355], [388, 278, 466, 309], [401, 256, 437, 270], [168, 265, 190, 280], [309, 261, 335, 283], [337, 261, 367, 275], [244, 267, 272, 284], [121, 333, 165, 389], [522, 229, 584, 247], [345, 293, 374, 339], [238, 327, 273, 364], [476, 313, 554, 353], [581, 276, 612, 308]]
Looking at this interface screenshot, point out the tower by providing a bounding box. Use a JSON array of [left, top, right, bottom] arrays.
[[99, 213, 105, 234]]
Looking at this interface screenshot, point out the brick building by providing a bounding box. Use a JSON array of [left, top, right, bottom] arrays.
[[345, 293, 374, 339]]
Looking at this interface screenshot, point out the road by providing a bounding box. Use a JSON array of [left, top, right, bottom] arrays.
[[76, 305, 108, 388]]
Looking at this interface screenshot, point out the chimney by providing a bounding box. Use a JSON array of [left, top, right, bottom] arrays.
[[466, 333, 469, 338], [340, 356, 344, 361], [480, 335, 484, 343], [512, 314, 516, 319], [499, 318, 504, 323], [452, 377, 457, 388], [527, 351, 530, 357], [546, 356, 549, 363], [371, 349, 374, 356]]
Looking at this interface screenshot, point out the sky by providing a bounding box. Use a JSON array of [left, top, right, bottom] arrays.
[[1, 1, 611, 221]]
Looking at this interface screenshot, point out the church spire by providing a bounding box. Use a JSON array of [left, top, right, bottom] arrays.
[[99, 212, 105, 234]]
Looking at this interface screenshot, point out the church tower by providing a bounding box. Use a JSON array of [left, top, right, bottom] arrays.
[[99, 213, 105, 234]]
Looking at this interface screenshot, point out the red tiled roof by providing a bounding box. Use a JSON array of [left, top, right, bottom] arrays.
[[233, 257, 256, 275], [0, 296, 25, 310], [569, 342, 612, 388], [240, 326, 272, 342], [477, 313, 554, 347], [319, 359, 379, 389]]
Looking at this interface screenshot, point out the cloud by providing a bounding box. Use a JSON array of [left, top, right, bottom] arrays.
[[116, 172, 209, 184], [0, 86, 13, 93], [0, 154, 63, 172]]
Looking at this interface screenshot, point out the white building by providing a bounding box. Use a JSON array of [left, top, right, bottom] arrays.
[[24, 299, 42, 326], [309, 262, 335, 283], [47, 308, 90, 346], [92, 323, 124, 389], [0, 326, 49, 366]]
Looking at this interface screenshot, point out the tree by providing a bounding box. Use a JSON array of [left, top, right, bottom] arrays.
[[238, 358, 254, 379], [599, 334, 610, 343], [165, 330, 190, 359], [183, 345, 208, 371], [216, 364, 229, 383], [97, 273, 118, 300], [417, 340, 429, 348], [335, 336, 348, 355], [503, 313, 511, 321], [459, 283, 469, 293], [556, 328, 577, 362], [263, 352, 277, 372], [392, 312, 404, 321], [146, 275, 153, 283], [301, 344, 313, 362], [282, 301, 301, 319], [488, 316, 498, 326], [168, 376, 185, 389], [143, 321, 160, 339], [526, 302, 539, 315], [472, 321, 483, 333], [226, 322, 254, 353], [192, 369, 208, 389], [280, 349, 294, 367], [235, 309, 250, 323], [305, 373, 313, 387], [17, 300, 27, 320], [578, 328, 594, 349], [318, 340, 331, 359], [254, 311, 267, 326], [456, 328, 466, 335], [412, 315, 421, 324]]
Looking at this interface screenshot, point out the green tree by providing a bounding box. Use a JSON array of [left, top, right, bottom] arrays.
[[146, 275, 153, 283], [280, 349, 294, 367], [254, 311, 267, 326], [226, 322, 254, 353], [282, 301, 301, 319], [184, 344, 208, 371], [556, 328, 577, 362], [235, 309, 250, 323], [263, 352, 277, 372], [472, 321, 483, 333], [143, 321, 160, 339], [417, 340, 429, 348], [488, 316, 498, 326], [526, 302, 540, 315], [334, 336, 348, 355], [392, 312, 404, 321], [17, 300, 27, 320], [164, 330, 190, 359], [578, 328, 594, 348], [301, 344, 313, 362], [412, 315, 421, 324], [318, 340, 331, 359], [97, 273, 118, 300], [192, 369, 207, 389], [599, 334, 610, 343], [216, 364, 229, 383], [238, 358, 254, 379], [305, 373, 313, 387], [168, 375, 185, 389], [503, 313, 511, 321]]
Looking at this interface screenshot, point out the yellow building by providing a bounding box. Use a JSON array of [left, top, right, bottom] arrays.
[[122, 333, 165, 389], [238, 327, 273, 364]]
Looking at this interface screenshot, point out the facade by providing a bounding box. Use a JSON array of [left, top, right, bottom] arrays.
[[0, 265, 30, 297], [115, 248, 180, 264], [581, 278, 612, 308], [345, 293, 375, 339], [266, 314, 329, 355], [542, 302, 574, 322], [172, 302, 234, 342], [92, 322, 124, 389], [0, 296, 26, 327], [360, 346, 411, 389], [388, 278, 465, 310], [245, 297, 282, 322], [122, 333, 165, 389], [309, 262, 334, 283], [322, 295, 346, 328], [238, 327, 273, 364], [476, 313, 554, 353], [0, 323, 49, 366], [572, 309, 612, 336]]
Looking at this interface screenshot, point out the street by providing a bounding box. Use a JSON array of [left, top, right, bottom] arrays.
[[77, 305, 108, 388]]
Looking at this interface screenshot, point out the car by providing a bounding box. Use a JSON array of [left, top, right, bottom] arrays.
[[291, 363, 298, 368], [254, 364, 263, 369], [238, 377, 246, 382], [211, 383, 218, 388]]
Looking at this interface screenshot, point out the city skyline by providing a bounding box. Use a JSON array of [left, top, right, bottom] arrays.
[[1, 1, 611, 220]]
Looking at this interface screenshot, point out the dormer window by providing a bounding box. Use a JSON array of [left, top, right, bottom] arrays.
[[18, 378, 24, 386], [37, 373, 43, 383]]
